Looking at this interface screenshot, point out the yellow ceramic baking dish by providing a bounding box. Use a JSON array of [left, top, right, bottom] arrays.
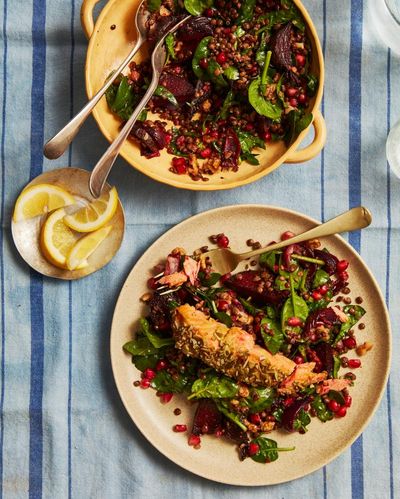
[[81, 0, 326, 190]]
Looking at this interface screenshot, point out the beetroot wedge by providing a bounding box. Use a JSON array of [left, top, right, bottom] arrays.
[[225, 271, 289, 306], [192, 399, 222, 435]]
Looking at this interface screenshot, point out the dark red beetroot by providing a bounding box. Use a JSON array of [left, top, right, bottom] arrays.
[[221, 128, 241, 170], [149, 292, 180, 331], [281, 397, 311, 432], [282, 244, 305, 269], [224, 419, 249, 444], [177, 16, 213, 43], [313, 342, 334, 374], [158, 73, 195, 106], [192, 399, 222, 436], [303, 307, 339, 341], [225, 271, 289, 306], [147, 15, 185, 46], [312, 249, 339, 275], [270, 23, 293, 70], [131, 121, 168, 158]]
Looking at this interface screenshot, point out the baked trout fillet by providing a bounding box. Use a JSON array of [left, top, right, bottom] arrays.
[[172, 304, 327, 393]]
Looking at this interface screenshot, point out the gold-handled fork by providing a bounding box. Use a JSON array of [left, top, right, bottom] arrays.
[[200, 207, 372, 275]]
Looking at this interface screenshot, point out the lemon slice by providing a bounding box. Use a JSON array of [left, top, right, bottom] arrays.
[[13, 183, 75, 222], [66, 226, 113, 270], [40, 208, 80, 269], [63, 187, 118, 233]]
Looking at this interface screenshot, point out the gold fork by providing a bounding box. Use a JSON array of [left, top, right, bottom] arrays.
[[200, 206, 372, 275]]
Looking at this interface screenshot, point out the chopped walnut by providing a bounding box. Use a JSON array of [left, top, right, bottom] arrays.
[[140, 292, 152, 302], [356, 341, 373, 356], [171, 247, 186, 256]]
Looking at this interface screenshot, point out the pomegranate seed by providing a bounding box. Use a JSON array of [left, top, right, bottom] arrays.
[[343, 337, 357, 349], [244, 123, 254, 131], [285, 87, 298, 97], [248, 442, 260, 456], [160, 392, 173, 403], [188, 434, 201, 446], [328, 399, 340, 413], [298, 93, 307, 104], [338, 271, 349, 282], [295, 54, 306, 66], [216, 52, 227, 64], [156, 359, 167, 371], [200, 147, 212, 159], [283, 397, 294, 407], [348, 359, 361, 369], [215, 428, 224, 437], [217, 300, 229, 311], [175, 163, 187, 175], [344, 395, 352, 407], [264, 131, 272, 141], [217, 234, 229, 248], [319, 284, 329, 295], [220, 272, 231, 284], [312, 291, 322, 301], [337, 260, 349, 272], [287, 316, 302, 327], [199, 58, 209, 69], [147, 277, 158, 290], [205, 7, 214, 16], [281, 231, 295, 240], [224, 28, 231, 35], [140, 378, 150, 389], [209, 130, 219, 139], [289, 98, 298, 107], [173, 424, 187, 433], [294, 355, 304, 364], [165, 133, 172, 145], [143, 368, 156, 380], [336, 406, 347, 417], [249, 413, 261, 424]]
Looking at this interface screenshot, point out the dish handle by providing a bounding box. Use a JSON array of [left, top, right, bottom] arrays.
[[284, 109, 327, 163], [81, 0, 102, 39]]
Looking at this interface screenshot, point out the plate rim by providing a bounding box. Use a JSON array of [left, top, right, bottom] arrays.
[[110, 204, 392, 486]]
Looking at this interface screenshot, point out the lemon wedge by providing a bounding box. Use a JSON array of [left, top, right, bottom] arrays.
[[40, 208, 80, 269], [63, 187, 118, 233], [13, 183, 75, 222], [66, 225, 112, 270]]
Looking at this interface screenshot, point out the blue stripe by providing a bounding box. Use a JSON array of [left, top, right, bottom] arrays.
[[29, 0, 46, 497], [0, 0, 8, 496], [385, 47, 394, 499], [68, 1, 76, 496], [349, 2, 364, 499]]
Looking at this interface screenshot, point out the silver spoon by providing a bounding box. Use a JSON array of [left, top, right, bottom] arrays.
[[89, 15, 191, 198], [43, 0, 150, 160]]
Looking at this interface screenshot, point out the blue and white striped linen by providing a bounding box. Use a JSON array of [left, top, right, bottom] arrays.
[[0, 0, 399, 497]]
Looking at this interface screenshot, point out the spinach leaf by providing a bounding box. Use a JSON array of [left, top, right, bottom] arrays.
[[293, 408, 311, 432], [165, 33, 176, 60], [147, 0, 161, 12], [188, 372, 238, 400], [219, 90, 235, 119], [214, 311, 233, 327], [123, 337, 159, 356], [184, 0, 213, 15], [154, 85, 178, 107], [151, 370, 192, 393], [198, 272, 221, 287], [250, 437, 295, 463], [234, 26, 245, 38], [259, 250, 278, 271], [192, 36, 212, 79], [241, 151, 260, 165], [306, 74, 318, 96], [328, 390, 346, 406], [332, 355, 341, 378], [237, 129, 265, 154], [215, 400, 247, 431], [139, 318, 174, 349], [333, 305, 366, 346], [235, 0, 256, 24], [284, 110, 313, 145], [224, 66, 239, 80], [106, 75, 137, 121], [207, 59, 228, 87], [312, 269, 330, 289], [260, 316, 284, 354], [311, 395, 333, 422], [279, 0, 306, 30], [256, 32, 267, 66], [238, 297, 262, 316], [133, 353, 163, 371], [245, 387, 276, 413]]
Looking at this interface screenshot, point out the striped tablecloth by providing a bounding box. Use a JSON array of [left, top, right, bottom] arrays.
[[0, 0, 399, 497]]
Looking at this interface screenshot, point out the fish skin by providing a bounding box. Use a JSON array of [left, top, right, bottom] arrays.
[[172, 304, 327, 391]]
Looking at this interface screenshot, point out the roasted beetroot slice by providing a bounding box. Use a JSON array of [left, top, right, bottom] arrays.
[[223, 419, 249, 444], [225, 271, 289, 306], [177, 16, 213, 43], [270, 22, 293, 70], [159, 73, 195, 105], [149, 292, 180, 331], [131, 121, 168, 158], [281, 397, 311, 432], [303, 307, 339, 340], [312, 249, 339, 275], [147, 15, 185, 45], [221, 128, 241, 170], [313, 342, 334, 374], [192, 399, 222, 436]]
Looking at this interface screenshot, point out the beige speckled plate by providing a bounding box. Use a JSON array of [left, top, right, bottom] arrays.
[[110, 205, 391, 486]]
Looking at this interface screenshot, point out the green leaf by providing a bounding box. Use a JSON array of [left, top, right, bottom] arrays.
[[260, 316, 284, 354], [188, 372, 238, 400], [306, 74, 318, 96], [311, 395, 333, 422], [214, 311, 233, 327], [147, 0, 161, 11], [224, 66, 239, 81], [328, 390, 346, 406], [140, 318, 174, 349], [332, 355, 341, 378], [234, 26, 245, 37], [184, 0, 213, 15], [333, 305, 366, 346], [312, 269, 330, 289], [241, 151, 260, 165], [123, 337, 159, 356], [151, 370, 192, 393], [237, 129, 265, 155], [192, 36, 212, 80], [199, 272, 221, 287], [238, 297, 262, 316], [293, 408, 311, 432], [133, 353, 163, 371], [248, 77, 282, 121], [215, 400, 247, 431], [235, 0, 256, 24], [106, 75, 137, 121], [245, 387, 276, 413], [256, 32, 267, 66], [219, 90, 235, 119], [165, 33, 176, 60], [207, 59, 228, 87], [281, 276, 309, 331], [250, 437, 295, 463], [259, 250, 278, 271], [284, 110, 313, 145], [154, 85, 178, 107]]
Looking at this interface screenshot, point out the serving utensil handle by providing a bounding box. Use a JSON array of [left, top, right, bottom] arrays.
[[240, 207, 372, 260]]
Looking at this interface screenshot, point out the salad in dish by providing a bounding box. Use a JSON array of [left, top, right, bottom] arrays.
[[106, 0, 318, 181], [123, 232, 372, 464]]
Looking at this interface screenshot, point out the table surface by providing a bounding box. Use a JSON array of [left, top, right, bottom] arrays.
[[0, 0, 399, 498]]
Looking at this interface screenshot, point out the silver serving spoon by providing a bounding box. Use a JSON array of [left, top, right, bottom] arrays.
[[89, 15, 191, 198], [43, 0, 150, 160]]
